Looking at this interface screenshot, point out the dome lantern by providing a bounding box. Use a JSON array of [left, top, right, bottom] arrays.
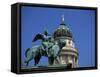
[[53, 15, 73, 39]]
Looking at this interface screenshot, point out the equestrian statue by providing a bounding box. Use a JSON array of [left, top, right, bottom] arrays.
[[24, 31, 66, 66]]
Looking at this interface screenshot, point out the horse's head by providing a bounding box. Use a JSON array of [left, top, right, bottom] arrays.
[[58, 40, 66, 49]]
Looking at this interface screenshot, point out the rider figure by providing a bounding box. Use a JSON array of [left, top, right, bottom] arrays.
[[42, 30, 50, 56], [42, 30, 54, 57]]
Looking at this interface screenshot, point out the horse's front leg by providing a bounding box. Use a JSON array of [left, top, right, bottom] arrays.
[[34, 53, 41, 66], [48, 56, 54, 66], [54, 57, 60, 65]]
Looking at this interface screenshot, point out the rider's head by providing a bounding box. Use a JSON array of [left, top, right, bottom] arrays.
[[44, 30, 48, 36]]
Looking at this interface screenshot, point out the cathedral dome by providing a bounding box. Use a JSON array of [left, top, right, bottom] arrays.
[[53, 15, 73, 39]]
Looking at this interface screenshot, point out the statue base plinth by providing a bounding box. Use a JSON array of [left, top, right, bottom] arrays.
[[21, 64, 70, 70]]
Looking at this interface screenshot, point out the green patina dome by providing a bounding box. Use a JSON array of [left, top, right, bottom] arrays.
[[53, 23, 73, 39], [53, 15, 72, 39]]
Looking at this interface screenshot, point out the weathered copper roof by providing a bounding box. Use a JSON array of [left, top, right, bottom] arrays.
[[53, 23, 72, 39]]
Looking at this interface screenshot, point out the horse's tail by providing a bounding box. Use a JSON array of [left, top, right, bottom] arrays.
[[25, 48, 30, 57]]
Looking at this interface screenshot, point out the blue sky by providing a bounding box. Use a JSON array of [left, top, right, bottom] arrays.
[[21, 6, 95, 68]]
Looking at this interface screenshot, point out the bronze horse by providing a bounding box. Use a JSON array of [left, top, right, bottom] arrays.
[[24, 40, 66, 66], [24, 32, 66, 66]]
